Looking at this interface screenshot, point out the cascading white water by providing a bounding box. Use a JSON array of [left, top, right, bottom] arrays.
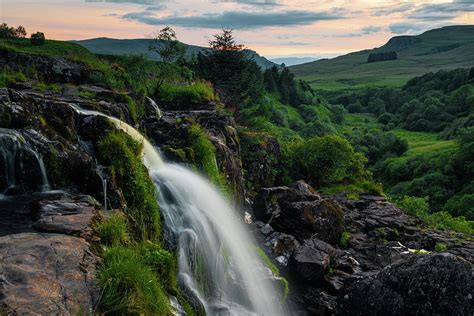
[[0, 128, 50, 195], [153, 165, 286, 315], [69, 105, 288, 316]]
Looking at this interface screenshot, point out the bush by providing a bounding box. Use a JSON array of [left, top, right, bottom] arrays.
[[397, 196, 429, 217], [434, 242, 447, 252], [397, 196, 473, 235], [97, 246, 170, 315], [290, 135, 369, 187], [97, 213, 130, 246], [30, 32, 45, 46], [98, 131, 161, 242], [340, 231, 351, 248]]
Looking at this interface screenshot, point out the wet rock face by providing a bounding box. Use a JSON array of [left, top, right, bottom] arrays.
[[337, 253, 474, 316], [0, 233, 98, 315]]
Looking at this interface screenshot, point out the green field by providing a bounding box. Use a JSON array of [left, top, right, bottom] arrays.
[[337, 114, 458, 158], [290, 25, 474, 92]]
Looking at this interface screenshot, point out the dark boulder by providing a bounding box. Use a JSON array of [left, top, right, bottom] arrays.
[[337, 253, 474, 316], [291, 238, 337, 282], [254, 184, 343, 243]]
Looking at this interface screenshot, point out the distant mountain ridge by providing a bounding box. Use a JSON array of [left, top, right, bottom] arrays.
[[290, 25, 474, 91], [270, 57, 319, 66], [72, 37, 277, 69]]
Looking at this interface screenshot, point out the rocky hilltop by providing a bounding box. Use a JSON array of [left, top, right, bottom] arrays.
[[1, 48, 473, 315]]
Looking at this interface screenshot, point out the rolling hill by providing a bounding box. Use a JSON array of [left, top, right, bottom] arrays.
[[72, 37, 277, 69], [290, 25, 474, 91]]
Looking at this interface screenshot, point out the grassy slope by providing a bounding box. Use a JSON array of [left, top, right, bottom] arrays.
[[290, 25, 474, 91], [338, 114, 457, 159], [0, 38, 106, 70]]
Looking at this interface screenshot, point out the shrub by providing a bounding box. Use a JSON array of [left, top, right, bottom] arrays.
[[340, 231, 351, 248], [397, 195, 429, 217], [434, 242, 447, 252], [30, 32, 45, 46], [290, 135, 369, 187], [98, 131, 161, 242], [398, 196, 473, 235], [97, 246, 170, 315], [97, 213, 130, 246]]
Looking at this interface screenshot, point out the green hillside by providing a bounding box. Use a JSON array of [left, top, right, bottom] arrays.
[[290, 25, 474, 91], [72, 37, 277, 69]]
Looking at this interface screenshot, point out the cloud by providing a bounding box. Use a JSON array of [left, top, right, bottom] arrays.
[[329, 25, 381, 38], [86, 0, 164, 4], [372, 3, 415, 16], [408, 0, 474, 21], [214, 0, 279, 6], [122, 9, 344, 29], [388, 22, 425, 34]]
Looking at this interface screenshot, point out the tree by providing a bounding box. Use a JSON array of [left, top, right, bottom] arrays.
[[150, 26, 186, 63], [15, 25, 26, 38], [195, 28, 263, 107], [208, 28, 244, 51], [0, 23, 26, 39], [30, 32, 45, 46]]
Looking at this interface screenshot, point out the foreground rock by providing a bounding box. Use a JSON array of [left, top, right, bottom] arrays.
[[31, 193, 98, 238], [338, 253, 474, 315], [0, 233, 98, 315], [252, 181, 474, 315]]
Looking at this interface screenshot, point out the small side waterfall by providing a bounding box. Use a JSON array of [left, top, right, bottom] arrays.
[[0, 128, 50, 196], [69, 105, 288, 315]]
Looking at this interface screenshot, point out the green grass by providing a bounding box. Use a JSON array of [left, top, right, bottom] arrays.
[[97, 213, 130, 246], [97, 246, 170, 315], [98, 131, 161, 242], [0, 38, 106, 70], [0, 69, 27, 87], [336, 113, 381, 134], [33, 82, 62, 93], [290, 26, 474, 91], [158, 81, 217, 107], [434, 242, 447, 252], [392, 129, 457, 157], [188, 124, 228, 192]]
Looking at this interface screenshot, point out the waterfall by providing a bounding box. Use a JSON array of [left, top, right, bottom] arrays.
[[0, 128, 50, 195], [69, 105, 288, 316]]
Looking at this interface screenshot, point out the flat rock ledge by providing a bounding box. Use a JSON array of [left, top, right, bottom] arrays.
[[0, 194, 99, 315]]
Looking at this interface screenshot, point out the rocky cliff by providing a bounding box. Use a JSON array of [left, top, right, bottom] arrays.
[[0, 49, 473, 315]]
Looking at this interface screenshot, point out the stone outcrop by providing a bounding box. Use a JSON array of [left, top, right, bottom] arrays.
[[338, 253, 474, 315], [0, 233, 98, 315], [252, 181, 474, 315], [0, 193, 100, 315]]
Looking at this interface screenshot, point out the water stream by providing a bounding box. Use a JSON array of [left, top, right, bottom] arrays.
[[68, 104, 288, 315], [0, 128, 50, 196]]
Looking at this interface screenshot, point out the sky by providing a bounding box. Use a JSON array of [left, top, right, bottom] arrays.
[[1, 0, 473, 58]]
